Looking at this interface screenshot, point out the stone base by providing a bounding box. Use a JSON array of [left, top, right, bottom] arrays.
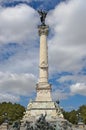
[[78, 122, 85, 129], [20, 116, 72, 130], [36, 83, 52, 101], [22, 101, 64, 123], [0, 123, 8, 130], [22, 83, 64, 123]]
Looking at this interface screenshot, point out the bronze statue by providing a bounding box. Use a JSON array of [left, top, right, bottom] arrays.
[[38, 10, 47, 25]]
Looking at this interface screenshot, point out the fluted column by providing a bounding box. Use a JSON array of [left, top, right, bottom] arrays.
[[38, 25, 49, 84]]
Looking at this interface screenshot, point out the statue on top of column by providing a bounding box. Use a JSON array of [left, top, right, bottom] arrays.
[[38, 10, 48, 26]]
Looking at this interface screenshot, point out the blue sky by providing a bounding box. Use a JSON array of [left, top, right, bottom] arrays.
[[0, 0, 86, 111]]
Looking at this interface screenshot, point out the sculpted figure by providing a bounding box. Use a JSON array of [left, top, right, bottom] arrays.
[[38, 10, 47, 25], [12, 121, 20, 130]]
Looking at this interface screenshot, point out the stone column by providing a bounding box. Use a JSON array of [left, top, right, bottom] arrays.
[[36, 25, 52, 101], [38, 25, 49, 84]]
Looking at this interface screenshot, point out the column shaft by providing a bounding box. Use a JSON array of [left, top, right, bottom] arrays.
[[38, 25, 49, 84], [39, 34, 48, 83]]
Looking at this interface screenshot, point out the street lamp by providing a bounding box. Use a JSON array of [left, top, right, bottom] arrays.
[[2, 112, 8, 123], [76, 112, 84, 128]]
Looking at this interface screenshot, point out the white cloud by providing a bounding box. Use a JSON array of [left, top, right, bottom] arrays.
[[0, 4, 39, 75], [0, 0, 86, 103], [0, 46, 39, 75], [0, 0, 86, 75], [0, 72, 36, 96], [0, 4, 39, 102], [57, 75, 86, 84], [70, 83, 86, 96], [0, 93, 20, 103], [52, 89, 69, 100], [0, 4, 39, 44], [47, 0, 86, 100], [47, 0, 86, 74], [0, 0, 31, 4]]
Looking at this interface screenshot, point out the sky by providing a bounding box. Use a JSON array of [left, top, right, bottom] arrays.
[[0, 0, 86, 111]]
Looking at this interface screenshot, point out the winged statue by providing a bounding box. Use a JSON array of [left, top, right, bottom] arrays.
[[38, 10, 48, 25]]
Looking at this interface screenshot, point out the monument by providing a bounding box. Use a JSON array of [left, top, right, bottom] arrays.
[[22, 10, 63, 123]]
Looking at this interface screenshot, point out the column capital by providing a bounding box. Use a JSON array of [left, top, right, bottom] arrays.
[[38, 25, 49, 36]]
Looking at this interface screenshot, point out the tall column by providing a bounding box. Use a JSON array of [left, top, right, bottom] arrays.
[[36, 25, 52, 101], [38, 25, 49, 84]]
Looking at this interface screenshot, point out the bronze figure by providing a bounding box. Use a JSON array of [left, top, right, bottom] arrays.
[[38, 10, 47, 25]]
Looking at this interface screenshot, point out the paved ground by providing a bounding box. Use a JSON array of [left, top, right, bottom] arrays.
[[73, 128, 86, 130], [73, 126, 86, 130]]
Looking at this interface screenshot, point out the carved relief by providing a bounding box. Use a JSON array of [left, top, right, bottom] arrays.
[[38, 25, 49, 36], [40, 61, 48, 68]]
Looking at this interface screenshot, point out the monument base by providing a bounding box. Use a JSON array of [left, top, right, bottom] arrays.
[[22, 100, 64, 123], [21, 113, 72, 130]]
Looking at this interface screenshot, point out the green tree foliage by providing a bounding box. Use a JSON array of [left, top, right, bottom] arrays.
[[63, 105, 86, 124], [78, 105, 86, 124], [0, 102, 25, 125], [0, 102, 86, 125], [63, 110, 77, 124]]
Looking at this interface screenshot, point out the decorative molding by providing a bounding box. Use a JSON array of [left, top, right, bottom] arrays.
[[28, 108, 57, 110], [38, 25, 49, 36], [36, 86, 52, 91], [40, 61, 48, 68], [31, 101, 54, 103]]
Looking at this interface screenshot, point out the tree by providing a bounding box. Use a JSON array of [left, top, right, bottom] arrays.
[[63, 105, 86, 124], [0, 102, 25, 125], [77, 105, 86, 124]]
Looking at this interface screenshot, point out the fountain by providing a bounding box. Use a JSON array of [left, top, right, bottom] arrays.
[[20, 114, 73, 130]]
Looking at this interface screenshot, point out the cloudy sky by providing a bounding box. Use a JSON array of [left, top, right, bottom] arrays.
[[0, 0, 86, 111]]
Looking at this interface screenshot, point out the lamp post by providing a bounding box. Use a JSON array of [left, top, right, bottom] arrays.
[[2, 112, 9, 130], [2, 112, 8, 123], [76, 113, 82, 124], [76, 113, 84, 128]]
